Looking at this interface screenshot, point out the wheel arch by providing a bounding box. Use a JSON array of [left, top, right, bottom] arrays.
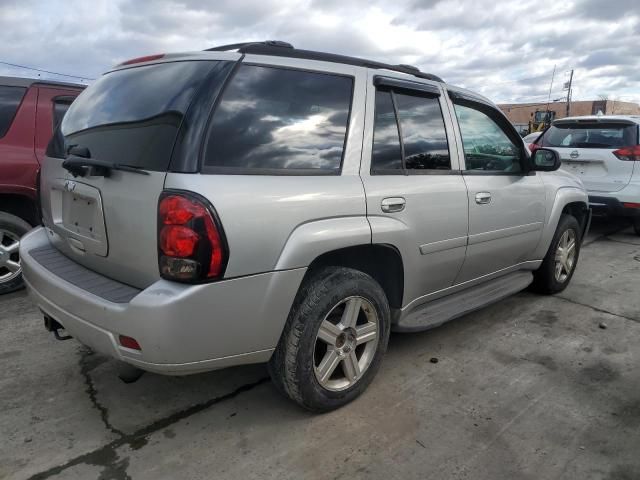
[[303, 244, 405, 311], [0, 193, 38, 226], [534, 187, 589, 259]]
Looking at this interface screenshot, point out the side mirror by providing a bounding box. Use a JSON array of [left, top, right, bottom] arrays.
[[532, 148, 561, 171]]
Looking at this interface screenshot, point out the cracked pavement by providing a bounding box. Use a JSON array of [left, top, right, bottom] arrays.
[[1, 219, 639, 480]]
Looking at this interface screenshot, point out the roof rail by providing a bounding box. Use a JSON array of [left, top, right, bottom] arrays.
[[203, 41, 444, 83], [205, 40, 293, 52]]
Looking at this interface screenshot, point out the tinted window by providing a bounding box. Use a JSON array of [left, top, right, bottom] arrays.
[[395, 93, 450, 170], [371, 90, 402, 172], [59, 61, 220, 170], [204, 65, 353, 172], [52, 99, 73, 132], [454, 104, 522, 173], [540, 123, 638, 149], [0, 85, 26, 138]]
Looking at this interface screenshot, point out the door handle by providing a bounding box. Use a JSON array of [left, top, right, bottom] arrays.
[[475, 192, 492, 205], [381, 197, 406, 213]]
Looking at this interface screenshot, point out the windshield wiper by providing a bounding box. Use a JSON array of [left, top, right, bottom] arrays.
[[62, 146, 150, 177]]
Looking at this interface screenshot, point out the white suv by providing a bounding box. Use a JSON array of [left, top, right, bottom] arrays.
[[534, 115, 640, 234]]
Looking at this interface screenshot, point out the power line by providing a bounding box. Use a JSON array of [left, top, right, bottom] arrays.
[[0, 60, 94, 81]]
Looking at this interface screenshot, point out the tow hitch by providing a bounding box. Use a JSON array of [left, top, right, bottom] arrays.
[[44, 315, 73, 341]]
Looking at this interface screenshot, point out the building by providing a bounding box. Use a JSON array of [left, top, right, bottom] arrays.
[[498, 100, 640, 134]]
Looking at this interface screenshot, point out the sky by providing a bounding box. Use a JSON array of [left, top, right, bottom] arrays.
[[1, 0, 639, 104]]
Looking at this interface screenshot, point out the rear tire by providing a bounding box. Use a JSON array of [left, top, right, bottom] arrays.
[[0, 212, 32, 295], [633, 218, 640, 236], [268, 267, 391, 412], [532, 214, 581, 294]]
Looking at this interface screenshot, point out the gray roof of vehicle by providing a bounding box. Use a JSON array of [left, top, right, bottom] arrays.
[[554, 114, 640, 125], [0, 75, 85, 90]]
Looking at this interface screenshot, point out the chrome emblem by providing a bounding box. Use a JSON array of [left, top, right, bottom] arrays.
[[64, 180, 77, 192], [570, 150, 579, 159]]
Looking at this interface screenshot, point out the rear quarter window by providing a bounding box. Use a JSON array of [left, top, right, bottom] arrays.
[[540, 122, 639, 149], [0, 85, 27, 138], [203, 64, 353, 174]]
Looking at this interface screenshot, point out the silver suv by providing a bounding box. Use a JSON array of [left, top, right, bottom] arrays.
[[20, 41, 590, 411], [533, 115, 640, 235]]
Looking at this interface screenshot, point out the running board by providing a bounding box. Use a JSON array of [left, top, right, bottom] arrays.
[[395, 271, 534, 332]]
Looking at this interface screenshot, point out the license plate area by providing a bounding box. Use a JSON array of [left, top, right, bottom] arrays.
[[561, 159, 606, 177], [49, 180, 109, 256]]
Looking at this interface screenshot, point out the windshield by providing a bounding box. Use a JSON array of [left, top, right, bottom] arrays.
[[540, 122, 638, 149], [59, 60, 220, 170]]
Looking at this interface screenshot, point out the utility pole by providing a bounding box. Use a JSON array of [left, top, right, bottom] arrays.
[[565, 69, 574, 117], [544, 65, 556, 129]]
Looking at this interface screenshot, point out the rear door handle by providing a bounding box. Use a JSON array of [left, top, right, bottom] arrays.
[[381, 197, 406, 213], [475, 192, 492, 205]]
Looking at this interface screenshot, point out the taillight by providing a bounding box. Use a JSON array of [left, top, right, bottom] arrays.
[[158, 192, 228, 282], [528, 143, 540, 153], [118, 54, 165, 66], [612, 145, 640, 161]]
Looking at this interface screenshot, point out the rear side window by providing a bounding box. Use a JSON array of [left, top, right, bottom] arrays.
[[0, 85, 27, 138], [52, 97, 74, 132], [371, 88, 451, 174], [203, 65, 353, 173], [58, 61, 221, 169], [540, 123, 638, 149]]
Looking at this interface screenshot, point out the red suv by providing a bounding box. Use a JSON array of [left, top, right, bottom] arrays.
[[0, 76, 83, 293]]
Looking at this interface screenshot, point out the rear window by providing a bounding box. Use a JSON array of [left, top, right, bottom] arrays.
[[58, 61, 220, 170], [0, 85, 27, 138], [52, 97, 74, 132], [203, 65, 353, 173], [540, 122, 639, 149]]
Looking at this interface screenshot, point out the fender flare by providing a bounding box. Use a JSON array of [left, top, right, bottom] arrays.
[[274, 216, 372, 271], [533, 186, 588, 259]]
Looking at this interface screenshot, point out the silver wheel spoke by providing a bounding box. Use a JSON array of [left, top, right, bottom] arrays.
[[342, 352, 360, 381], [316, 349, 341, 383], [4, 241, 19, 254], [555, 262, 563, 279], [317, 320, 342, 345], [340, 297, 362, 329], [356, 322, 377, 345], [5, 260, 20, 273]]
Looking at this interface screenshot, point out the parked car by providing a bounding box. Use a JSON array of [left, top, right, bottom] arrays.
[[523, 131, 541, 147], [0, 76, 83, 293], [20, 42, 590, 411], [533, 115, 640, 235]]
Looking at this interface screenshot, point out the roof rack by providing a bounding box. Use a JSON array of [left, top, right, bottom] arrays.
[[203, 41, 444, 83]]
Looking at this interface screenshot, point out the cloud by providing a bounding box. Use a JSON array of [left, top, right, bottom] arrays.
[[0, 0, 638, 103]]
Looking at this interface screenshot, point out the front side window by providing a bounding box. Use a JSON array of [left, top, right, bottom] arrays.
[[204, 65, 353, 172], [454, 103, 522, 173], [0, 85, 27, 138], [371, 88, 451, 174]]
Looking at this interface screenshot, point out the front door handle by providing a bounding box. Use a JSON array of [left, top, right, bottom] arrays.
[[475, 192, 492, 205], [381, 197, 406, 213]]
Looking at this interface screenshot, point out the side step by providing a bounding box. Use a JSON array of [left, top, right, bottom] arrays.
[[395, 271, 534, 332]]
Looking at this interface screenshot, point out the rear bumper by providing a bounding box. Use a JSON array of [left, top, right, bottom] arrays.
[[588, 195, 640, 218], [20, 227, 305, 375]]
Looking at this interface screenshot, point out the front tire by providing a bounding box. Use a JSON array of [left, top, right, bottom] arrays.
[[268, 267, 391, 412], [0, 212, 32, 295], [532, 214, 581, 294]]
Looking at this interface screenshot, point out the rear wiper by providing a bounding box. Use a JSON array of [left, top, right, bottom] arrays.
[[62, 153, 150, 177]]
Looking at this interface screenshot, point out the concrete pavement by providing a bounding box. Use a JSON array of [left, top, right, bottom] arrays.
[[1, 219, 639, 480]]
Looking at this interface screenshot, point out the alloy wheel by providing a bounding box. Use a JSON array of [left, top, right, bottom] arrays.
[[0, 229, 21, 284], [313, 296, 379, 391], [554, 228, 576, 283]]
